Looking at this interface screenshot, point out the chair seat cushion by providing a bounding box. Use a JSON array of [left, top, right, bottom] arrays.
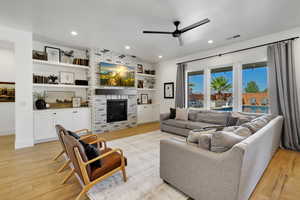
[[186, 121, 219, 130], [162, 119, 188, 128], [90, 148, 127, 181]]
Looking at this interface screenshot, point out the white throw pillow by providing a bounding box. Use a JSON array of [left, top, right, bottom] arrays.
[[175, 108, 189, 121]]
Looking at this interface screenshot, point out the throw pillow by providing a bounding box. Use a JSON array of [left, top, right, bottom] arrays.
[[175, 108, 188, 121], [223, 126, 252, 138], [226, 115, 239, 126], [170, 108, 176, 119], [241, 118, 268, 134], [211, 131, 245, 153], [68, 131, 80, 139], [188, 110, 198, 121], [79, 140, 101, 168], [187, 129, 216, 144], [232, 112, 257, 126], [198, 134, 212, 150]]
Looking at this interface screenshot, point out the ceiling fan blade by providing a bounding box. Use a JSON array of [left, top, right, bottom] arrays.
[[142, 31, 173, 34], [178, 36, 184, 46], [180, 18, 210, 33]]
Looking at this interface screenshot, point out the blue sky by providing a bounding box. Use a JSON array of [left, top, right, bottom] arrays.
[[188, 67, 268, 94]]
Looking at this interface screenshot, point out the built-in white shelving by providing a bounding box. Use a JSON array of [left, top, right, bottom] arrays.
[[33, 83, 89, 89], [33, 59, 90, 70], [137, 88, 157, 91], [136, 73, 156, 78]]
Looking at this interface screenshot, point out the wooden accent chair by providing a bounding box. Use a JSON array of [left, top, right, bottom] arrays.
[[62, 134, 127, 200], [54, 125, 107, 184]]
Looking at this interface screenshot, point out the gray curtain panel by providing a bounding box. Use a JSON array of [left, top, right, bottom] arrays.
[[267, 40, 300, 151], [175, 63, 187, 108]]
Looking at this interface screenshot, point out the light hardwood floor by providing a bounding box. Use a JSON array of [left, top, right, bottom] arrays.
[[0, 122, 299, 200]]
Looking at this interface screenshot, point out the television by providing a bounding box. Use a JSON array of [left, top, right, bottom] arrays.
[[99, 62, 135, 87]]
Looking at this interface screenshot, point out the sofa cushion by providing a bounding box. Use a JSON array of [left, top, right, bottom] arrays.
[[196, 111, 229, 125], [175, 108, 189, 121], [211, 131, 245, 153], [162, 119, 188, 128], [241, 117, 268, 134], [225, 115, 239, 126], [186, 121, 220, 130]]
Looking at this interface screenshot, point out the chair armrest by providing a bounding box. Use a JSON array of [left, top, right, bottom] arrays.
[[160, 113, 170, 121], [75, 129, 92, 135], [83, 148, 125, 166], [80, 134, 107, 149]]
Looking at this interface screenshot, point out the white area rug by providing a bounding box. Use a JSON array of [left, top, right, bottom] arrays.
[[87, 131, 189, 200]]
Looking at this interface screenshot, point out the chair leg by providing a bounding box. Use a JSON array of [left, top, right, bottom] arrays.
[[121, 167, 127, 182], [61, 169, 75, 184], [53, 150, 64, 161], [75, 188, 87, 200], [57, 160, 71, 173]]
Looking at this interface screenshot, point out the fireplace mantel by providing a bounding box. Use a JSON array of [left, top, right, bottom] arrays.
[[95, 88, 137, 95]]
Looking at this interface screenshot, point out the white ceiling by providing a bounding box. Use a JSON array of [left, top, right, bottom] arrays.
[[0, 0, 300, 63]]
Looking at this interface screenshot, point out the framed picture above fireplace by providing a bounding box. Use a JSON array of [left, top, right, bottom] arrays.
[[141, 94, 148, 104], [99, 62, 135, 87]]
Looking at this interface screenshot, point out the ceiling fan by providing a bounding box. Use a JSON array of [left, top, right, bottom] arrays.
[[142, 18, 210, 46]]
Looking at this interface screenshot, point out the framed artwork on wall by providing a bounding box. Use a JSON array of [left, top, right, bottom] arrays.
[[0, 82, 15, 102], [164, 82, 174, 99], [59, 71, 75, 85], [45, 46, 61, 63], [141, 94, 148, 104]]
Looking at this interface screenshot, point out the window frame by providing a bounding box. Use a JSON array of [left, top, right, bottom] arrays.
[[187, 70, 205, 109], [185, 59, 269, 113]]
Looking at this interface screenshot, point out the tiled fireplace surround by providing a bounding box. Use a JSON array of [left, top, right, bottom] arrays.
[[92, 93, 137, 133]]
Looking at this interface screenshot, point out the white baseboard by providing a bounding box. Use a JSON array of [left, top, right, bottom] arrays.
[[15, 139, 34, 149], [0, 130, 15, 136]]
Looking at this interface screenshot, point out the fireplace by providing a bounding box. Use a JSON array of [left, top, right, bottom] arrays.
[[107, 99, 128, 123]]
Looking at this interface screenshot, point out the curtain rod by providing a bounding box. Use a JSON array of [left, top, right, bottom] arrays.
[[177, 36, 299, 65]]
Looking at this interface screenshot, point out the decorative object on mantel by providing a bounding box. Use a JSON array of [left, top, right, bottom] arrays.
[[137, 80, 144, 88], [137, 64, 143, 73], [61, 50, 74, 64], [0, 82, 15, 102], [59, 71, 75, 85], [45, 46, 61, 63], [72, 97, 81, 108], [150, 70, 156, 75], [34, 92, 47, 109], [141, 94, 148, 104], [32, 50, 47, 61], [144, 69, 151, 74], [164, 82, 174, 99]]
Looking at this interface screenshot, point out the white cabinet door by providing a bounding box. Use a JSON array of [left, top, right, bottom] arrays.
[[71, 108, 91, 131], [34, 111, 56, 141], [54, 110, 73, 131]]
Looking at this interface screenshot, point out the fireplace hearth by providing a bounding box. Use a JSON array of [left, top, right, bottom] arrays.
[[107, 99, 128, 123]]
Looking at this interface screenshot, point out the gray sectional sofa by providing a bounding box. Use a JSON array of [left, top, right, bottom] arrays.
[[160, 110, 284, 200], [160, 110, 231, 136]]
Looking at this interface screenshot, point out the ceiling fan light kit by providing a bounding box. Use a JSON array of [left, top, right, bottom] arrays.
[[143, 18, 210, 46]]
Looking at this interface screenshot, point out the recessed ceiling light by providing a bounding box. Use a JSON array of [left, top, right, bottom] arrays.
[[125, 45, 131, 50], [71, 31, 78, 36], [158, 55, 163, 59], [208, 40, 214, 44]]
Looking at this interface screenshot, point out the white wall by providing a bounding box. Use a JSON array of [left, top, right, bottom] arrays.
[[155, 27, 300, 113], [0, 25, 33, 149], [0, 44, 15, 135]]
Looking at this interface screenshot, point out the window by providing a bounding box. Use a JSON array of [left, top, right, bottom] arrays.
[[210, 66, 233, 111], [188, 71, 204, 108], [242, 62, 269, 113]]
